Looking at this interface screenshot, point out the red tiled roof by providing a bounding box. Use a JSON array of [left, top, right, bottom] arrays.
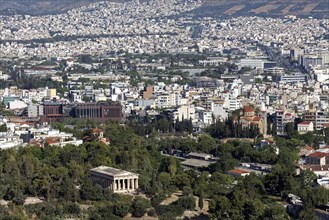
[[305, 146, 314, 151], [253, 116, 262, 121], [45, 137, 60, 145], [307, 152, 329, 158], [228, 169, 249, 174], [243, 106, 254, 112], [30, 139, 42, 147]]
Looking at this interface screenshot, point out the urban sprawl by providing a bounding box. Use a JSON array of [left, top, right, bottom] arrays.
[[0, 0, 329, 218]]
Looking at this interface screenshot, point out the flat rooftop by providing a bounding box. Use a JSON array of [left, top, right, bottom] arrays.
[[188, 152, 212, 158], [90, 166, 138, 177], [181, 159, 215, 168]]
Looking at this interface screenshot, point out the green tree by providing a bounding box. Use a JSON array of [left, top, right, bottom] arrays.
[[265, 164, 297, 195], [209, 195, 231, 219], [241, 173, 265, 199], [131, 197, 151, 217], [302, 132, 315, 145], [243, 199, 264, 220], [157, 172, 172, 191], [177, 196, 195, 210], [263, 204, 289, 220], [112, 203, 130, 217], [199, 190, 204, 209], [196, 134, 217, 153], [300, 170, 317, 188], [299, 207, 319, 220], [0, 124, 7, 132], [285, 122, 297, 138]]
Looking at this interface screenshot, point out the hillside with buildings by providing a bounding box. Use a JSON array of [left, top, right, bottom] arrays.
[[0, 0, 328, 219], [0, 0, 328, 18], [190, 0, 329, 19]]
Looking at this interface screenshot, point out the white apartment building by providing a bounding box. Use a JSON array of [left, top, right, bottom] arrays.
[[224, 97, 242, 111], [240, 59, 264, 69], [155, 93, 178, 108], [28, 104, 44, 117], [200, 111, 213, 125], [297, 121, 314, 134], [172, 105, 196, 122]]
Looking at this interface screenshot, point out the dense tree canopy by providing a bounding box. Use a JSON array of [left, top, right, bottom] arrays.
[[0, 118, 326, 219]]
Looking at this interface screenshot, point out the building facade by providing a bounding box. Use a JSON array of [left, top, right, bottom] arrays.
[[41, 101, 123, 122], [297, 121, 314, 134], [275, 111, 294, 136], [28, 104, 44, 117], [73, 103, 122, 122]]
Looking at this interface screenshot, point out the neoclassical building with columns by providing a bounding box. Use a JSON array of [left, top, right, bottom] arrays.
[[90, 166, 139, 193]]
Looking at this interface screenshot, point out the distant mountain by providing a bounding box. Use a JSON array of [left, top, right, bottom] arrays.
[[0, 0, 102, 15], [0, 0, 134, 16], [190, 0, 329, 19], [0, 0, 328, 18]]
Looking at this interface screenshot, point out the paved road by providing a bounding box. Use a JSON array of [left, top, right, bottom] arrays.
[[261, 45, 306, 73]]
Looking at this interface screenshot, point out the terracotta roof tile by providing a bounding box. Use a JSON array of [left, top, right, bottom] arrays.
[[243, 106, 254, 112], [307, 152, 329, 158], [228, 169, 249, 174]]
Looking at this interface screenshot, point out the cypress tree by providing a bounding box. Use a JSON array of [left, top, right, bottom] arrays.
[[199, 190, 204, 210]]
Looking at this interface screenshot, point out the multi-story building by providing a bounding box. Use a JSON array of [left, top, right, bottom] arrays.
[[28, 104, 44, 117], [46, 88, 57, 99], [275, 111, 294, 136], [301, 55, 323, 68], [240, 59, 264, 69], [277, 74, 307, 83], [155, 93, 178, 108], [141, 86, 154, 99], [304, 111, 329, 130], [41, 101, 123, 122], [315, 112, 329, 131], [73, 101, 123, 122], [226, 98, 242, 111], [172, 105, 196, 122], [44, 102, 64, 116], [200, 111, 213, 125]]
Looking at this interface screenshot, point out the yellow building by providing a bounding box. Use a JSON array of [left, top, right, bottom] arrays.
[[47, 89, 57, 98]]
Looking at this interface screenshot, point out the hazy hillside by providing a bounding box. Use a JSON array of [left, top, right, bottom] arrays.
[[198, 0, 329, 18], [0, 0, 96, 15], [0, 0, 328, 18]]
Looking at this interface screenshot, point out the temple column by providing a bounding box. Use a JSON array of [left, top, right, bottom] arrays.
[[131, 178, 135, 189], [135, 178, 138, 189], [115, 179, 118, 191], [127, 178, 130, 190], [123, 178, 126, 190]]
